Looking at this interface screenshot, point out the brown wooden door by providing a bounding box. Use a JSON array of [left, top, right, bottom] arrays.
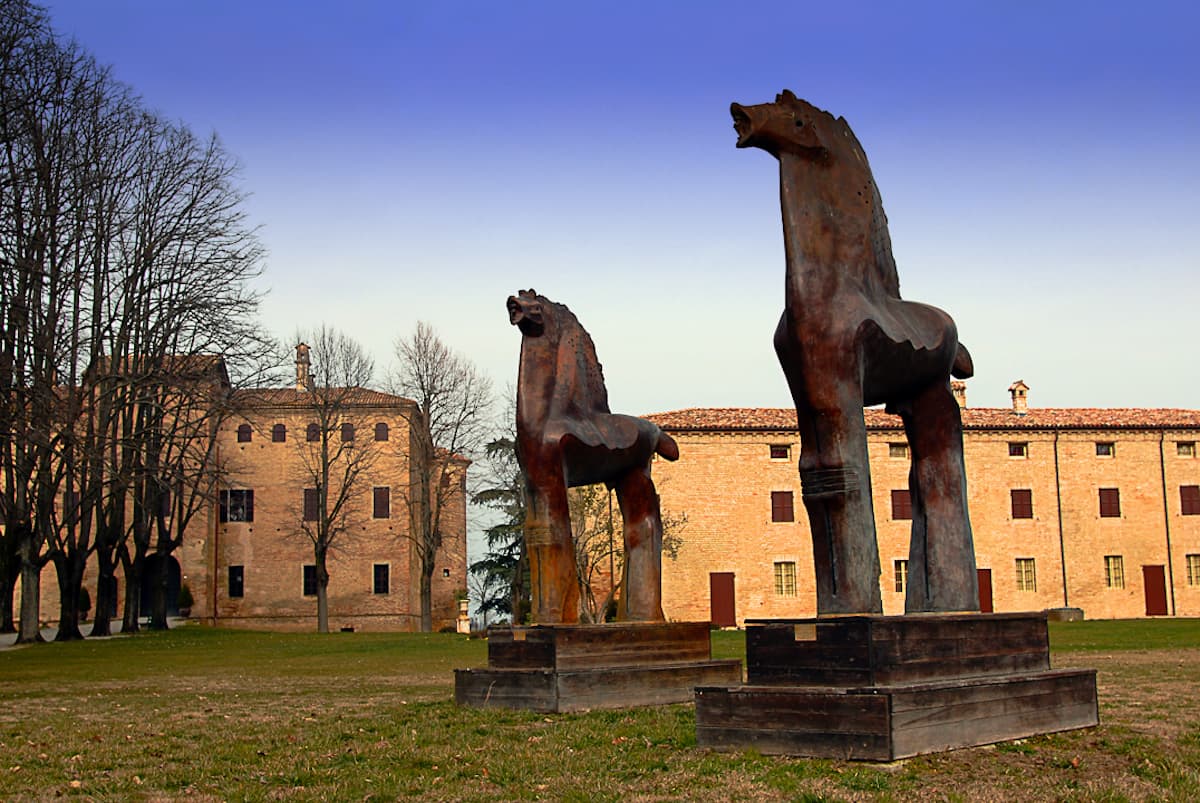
[[709, 572, 736, 627], [1143, 565, 1168, 616], [977, 568, 993, 613]]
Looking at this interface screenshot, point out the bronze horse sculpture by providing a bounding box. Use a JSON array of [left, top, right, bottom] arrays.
[[508, 289, 679, 624], [731, 91, 978, 615]]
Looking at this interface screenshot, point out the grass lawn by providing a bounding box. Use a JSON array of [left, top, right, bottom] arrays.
[[0, 621, 1198, 801]]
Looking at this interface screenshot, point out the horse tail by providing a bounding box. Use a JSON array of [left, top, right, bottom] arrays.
[[951, 343, 974, 379], [656, 430, 680, 462]]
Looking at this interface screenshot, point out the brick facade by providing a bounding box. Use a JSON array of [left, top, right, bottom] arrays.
[[34, 377, 468, 633], [647, 395, 1200, 624]]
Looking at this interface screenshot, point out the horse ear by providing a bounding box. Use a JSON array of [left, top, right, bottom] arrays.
[[780, 89, 798, 103]]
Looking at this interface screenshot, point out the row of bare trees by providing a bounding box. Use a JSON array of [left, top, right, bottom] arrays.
[[0, 1, 272, 642]]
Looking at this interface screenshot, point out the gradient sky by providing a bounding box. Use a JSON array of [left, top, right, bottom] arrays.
[[44, 1, 1200, 415]]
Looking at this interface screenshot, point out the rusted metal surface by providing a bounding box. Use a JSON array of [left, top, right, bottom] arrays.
[[508, 289, 679, 623], [731, 91, 977, 614]]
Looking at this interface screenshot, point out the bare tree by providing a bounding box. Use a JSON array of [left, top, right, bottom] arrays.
[[392, 321, 492, 632], [287, 326, 378, 633], [0, 1, 270, 640]]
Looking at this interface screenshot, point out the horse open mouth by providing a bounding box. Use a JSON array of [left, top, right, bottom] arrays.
[[730, 103, 753, 147], [508, 296, 544, 335]]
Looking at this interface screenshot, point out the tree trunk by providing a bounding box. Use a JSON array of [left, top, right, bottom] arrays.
[[120, 549, 141, 633], [15, 541, 44, 644], [89, 551, 117, 637], [148, 548, 169, 630], [0, 541, 18, 633], [52, 554, 85, 641], [316, 552, 329, 633], [419, 560, 433, 632]]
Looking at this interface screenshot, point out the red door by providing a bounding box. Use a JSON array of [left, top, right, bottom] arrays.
[[977, 568, 993, 613], [709, 572, 736, 627], [1143, 565, 1168, 616]]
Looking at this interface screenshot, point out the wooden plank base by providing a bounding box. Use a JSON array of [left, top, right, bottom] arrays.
[[455, 621, 742, 713], [696, 668, 1098, 760], [696, 613, 1099, 760], [457, 659, 743, 713]]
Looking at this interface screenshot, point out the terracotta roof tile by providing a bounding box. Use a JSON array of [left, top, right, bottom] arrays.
[[233, 387, 415, 408], [646, 407, 1200, 432]]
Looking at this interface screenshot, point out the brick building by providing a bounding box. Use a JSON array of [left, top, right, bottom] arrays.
[[647, 383, 1200, 624], [36, 355, 468, 632]]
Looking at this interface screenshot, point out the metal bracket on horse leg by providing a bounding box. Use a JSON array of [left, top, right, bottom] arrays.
[[800, 467, 862, 500]]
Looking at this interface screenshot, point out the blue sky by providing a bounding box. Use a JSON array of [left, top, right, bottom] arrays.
[[45, 1, 1200, 414]]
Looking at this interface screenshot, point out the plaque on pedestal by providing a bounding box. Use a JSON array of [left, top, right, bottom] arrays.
[[456, 621, 742, 713]]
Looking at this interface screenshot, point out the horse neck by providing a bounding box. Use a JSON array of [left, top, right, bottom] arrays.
[[515, 332, 558, 430], [778, 151, 899, 298]]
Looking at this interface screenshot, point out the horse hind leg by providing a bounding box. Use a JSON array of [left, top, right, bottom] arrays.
[[896, 380, 979, 613], [613, 466, 665, 622]]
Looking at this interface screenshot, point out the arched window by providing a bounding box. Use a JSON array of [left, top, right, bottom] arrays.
[[272, 423, 286, 443], [236, 423, 252, 443], [374, 422, 389, 442], [341, 422, 355, 442], [306, 423, 320, 442]]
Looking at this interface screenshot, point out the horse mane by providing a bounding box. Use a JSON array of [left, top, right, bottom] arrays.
[[539, 295, 611, 415], [831, 113, 901, 298]]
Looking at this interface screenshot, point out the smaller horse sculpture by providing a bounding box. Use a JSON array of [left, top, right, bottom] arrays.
[[508, 289, 679, 624], [731, 91, 978, 615]]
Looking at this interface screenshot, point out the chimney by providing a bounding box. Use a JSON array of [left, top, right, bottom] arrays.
[[951, 380, 966, 409], [295, 342, 311, 391], [1008, 380, 1029, 415]]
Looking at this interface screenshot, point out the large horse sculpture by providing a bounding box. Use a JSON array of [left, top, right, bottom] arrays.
[[730, 91, 978, 615], [508, 289, 679, 624]]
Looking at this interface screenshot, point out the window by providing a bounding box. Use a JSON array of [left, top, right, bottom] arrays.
[[1008, 442, 1028, 458], [1187, 554, 1200, 586], [889, 442, 910, 459], [1011, 489, 1033, 519], [375, 422, 389, 442], [1178, 442, 1196, 458], [1096, 442, 1115, 457], [1099, 488, 1121, 518], [894, 559, 908, 593], [303, 565, 318, 596], [236, 423, 252, 443], [373, 563, 390, 594], [229, 565, 244, 598], [303, 488, 319, 522], [770, 491, 794, 522], [773, 561, 797, 596], [1104, 555, 1125, 589], [1182, 485, 1200, 516], [769, 444, 790, 460], [306, 423, 320, 442], [442, 568, 450, 578], [219, 489, 254, 523], [1015, 558, 1037, 592], [373, 486, 390, 519], [341, 422, 355, 442], [891, 489, 912, 520], [272, 423, 286, 442]]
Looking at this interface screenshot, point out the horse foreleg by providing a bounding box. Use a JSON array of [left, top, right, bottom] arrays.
[[524, 474, 580, 624], [897, 380, 979, 613], [614, 466, 666, 622]]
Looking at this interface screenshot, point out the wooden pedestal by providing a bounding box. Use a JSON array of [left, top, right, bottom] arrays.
[[695, 613, 1098, 760], [455, 621, 742, 713]]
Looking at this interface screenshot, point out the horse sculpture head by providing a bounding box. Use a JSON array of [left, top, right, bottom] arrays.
[[508, 289, 610, 418], [730, 90, 866, 164], [731, 91, 898, 296]]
